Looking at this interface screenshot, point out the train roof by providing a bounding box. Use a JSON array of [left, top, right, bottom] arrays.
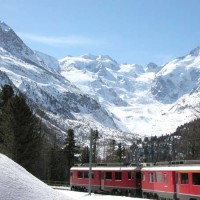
[[71, 167, 137, 171], [141, 160, 200, 171], [71, 162, 138, 171], [71, 165, 200, 171], [141, 165, 200, 172], [71, 166, 138, 171]]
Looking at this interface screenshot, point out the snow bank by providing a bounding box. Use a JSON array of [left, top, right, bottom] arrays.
[[0, 154, 75, 200]]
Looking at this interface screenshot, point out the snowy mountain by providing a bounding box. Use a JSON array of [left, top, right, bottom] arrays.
[[0, 21, 41, 66], [59, 51, 200, 136], [0, 20, 199, 140], [0, 21, 122, 142], [145, 62, 160, 73], [151, 47, 200, 103]]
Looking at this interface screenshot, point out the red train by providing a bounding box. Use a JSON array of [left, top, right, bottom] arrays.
[[70, 161, 200, 200]]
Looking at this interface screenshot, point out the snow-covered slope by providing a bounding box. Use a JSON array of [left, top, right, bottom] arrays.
[[151, 47, 200, 103], [0, 153, 74, 200], [0, 21, 41, 66], [60, 50, 200, 136], [0, 20, 199, 138], [0, 21, 121, 141]]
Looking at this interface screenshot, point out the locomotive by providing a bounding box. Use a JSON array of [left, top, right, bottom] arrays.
[[70, 160, 200, 200]]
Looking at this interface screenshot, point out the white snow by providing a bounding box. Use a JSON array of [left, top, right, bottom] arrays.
[[34, 50, 60, 74], [60, 55, 183, 136], [0, 153, 75, 200], [57, 190, 148, 200]]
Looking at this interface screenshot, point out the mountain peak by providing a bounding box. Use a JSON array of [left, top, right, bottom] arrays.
[[189, 46, 200, 56], [145, 62, 159, 72], [0, 21, 11, 32], [79, 54, 98, 60], [0, 21, 40, 66], [97, 55, 118, 64]]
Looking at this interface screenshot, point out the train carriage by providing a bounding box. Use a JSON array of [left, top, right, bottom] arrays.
[[70, 163, 141, 196], [141, 162, 200, 200], [141, 165, 178, 199], [175, 165, 200, 200]]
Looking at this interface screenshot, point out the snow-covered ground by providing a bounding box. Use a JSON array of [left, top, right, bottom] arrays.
[[0, 153, 148, 200], [0, 153, 74, 200], [57, 190, 148, 200]]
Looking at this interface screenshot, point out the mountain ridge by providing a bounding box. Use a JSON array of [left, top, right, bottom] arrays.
[[0, 21, 199, 140]]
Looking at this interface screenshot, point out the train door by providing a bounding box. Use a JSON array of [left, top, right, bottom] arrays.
[[136, 172, 142, 196], [100, 171, 105, 190], [175, 171, 179, 199], [136, 172, 141, 187], [70, 170, 73, 186]]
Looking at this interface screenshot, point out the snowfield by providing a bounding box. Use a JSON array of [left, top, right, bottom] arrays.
[[0, 153, 148, 200]]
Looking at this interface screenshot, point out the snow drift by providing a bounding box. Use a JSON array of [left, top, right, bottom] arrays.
[[0, 153, 75, 200]]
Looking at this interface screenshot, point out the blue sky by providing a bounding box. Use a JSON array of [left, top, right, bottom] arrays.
[[1, 0, 200, 66]]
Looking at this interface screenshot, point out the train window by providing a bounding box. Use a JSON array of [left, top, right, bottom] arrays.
[[91, 172, 94, 179], [70, 172, 73, 177], [141, 173, 145, 181], [164, 173, 167, 185], [181, 173, 188, 184], [128, 172, 134, 180], [84, 172, 89, 178], [149, 172, 154, 183], [83, 172, 94, 179], [192, 173, 200, 185], [106, 172, 112, 180], [78, 171, 83, 178], [155, 172, 162, 182], [115, 172, 122, 180]]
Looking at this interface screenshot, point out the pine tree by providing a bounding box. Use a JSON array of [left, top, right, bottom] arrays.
[[64, 129, 77, 182], [0, 84, 14, 106], [91, 129, 99, 163], [0, 85, 14, 148], [49, 146, 66, 181], [0, 85, 15, 155], [105, 139, 117, 162], [80, 146, 89, 163], [116, 142, 125, 163], [0, 86, 42, 175]]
